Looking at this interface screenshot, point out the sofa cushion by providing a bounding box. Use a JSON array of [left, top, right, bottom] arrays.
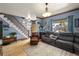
[[74, 33, 79, 44], [56, 39, 73, 52], [58, 36, 73, 42], [74, 37, 79, 44], [41, 35, 56, 46], [58, 33, 73, 42], [74, 43, 79, 54], [59, 33, 73, 36], [75, 33, 79, 37], [41, 35, 52, 43]]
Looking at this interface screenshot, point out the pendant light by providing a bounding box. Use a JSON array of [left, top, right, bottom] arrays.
[[42, 3, 52, 17]]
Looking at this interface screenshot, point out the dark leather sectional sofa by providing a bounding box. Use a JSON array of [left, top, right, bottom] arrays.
[[41, 32, 79, 55], [74, 33, 79, 54], [56, 33, 74, 52], [41, 32, 58, 46]]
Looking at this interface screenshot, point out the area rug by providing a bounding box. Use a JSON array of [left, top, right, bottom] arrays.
[[25, 42, 77, 56]]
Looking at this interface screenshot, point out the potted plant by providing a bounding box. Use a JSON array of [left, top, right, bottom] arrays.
[[9, 32, 16, 38]]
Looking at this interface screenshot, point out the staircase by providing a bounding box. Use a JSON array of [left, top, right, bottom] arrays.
[[0, 14, 28, 38]]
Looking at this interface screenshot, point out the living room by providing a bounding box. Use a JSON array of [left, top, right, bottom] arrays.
[[0, 3, 79, 56]]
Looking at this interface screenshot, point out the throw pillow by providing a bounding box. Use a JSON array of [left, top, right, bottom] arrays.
[[49, 34, 58, 39]]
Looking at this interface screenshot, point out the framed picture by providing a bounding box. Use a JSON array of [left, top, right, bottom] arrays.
[[75, 18, 79, 27]]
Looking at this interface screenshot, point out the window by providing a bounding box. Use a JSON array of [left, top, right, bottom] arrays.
[[52, 19, 68, 33]]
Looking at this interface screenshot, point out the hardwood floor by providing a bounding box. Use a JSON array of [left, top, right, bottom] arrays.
[[0, 38, 77, 56], [0, 46, 2, 56], [2, 38, 30, 56]]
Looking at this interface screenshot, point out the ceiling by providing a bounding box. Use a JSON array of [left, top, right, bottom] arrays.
[[0, 3, 79, 18]]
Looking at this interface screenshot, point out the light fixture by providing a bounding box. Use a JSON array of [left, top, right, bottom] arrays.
[[42, 3, 52, 17], [26, 13, 32, 21], [26, 12, 37, 21], [22, 20, 26, 24]]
